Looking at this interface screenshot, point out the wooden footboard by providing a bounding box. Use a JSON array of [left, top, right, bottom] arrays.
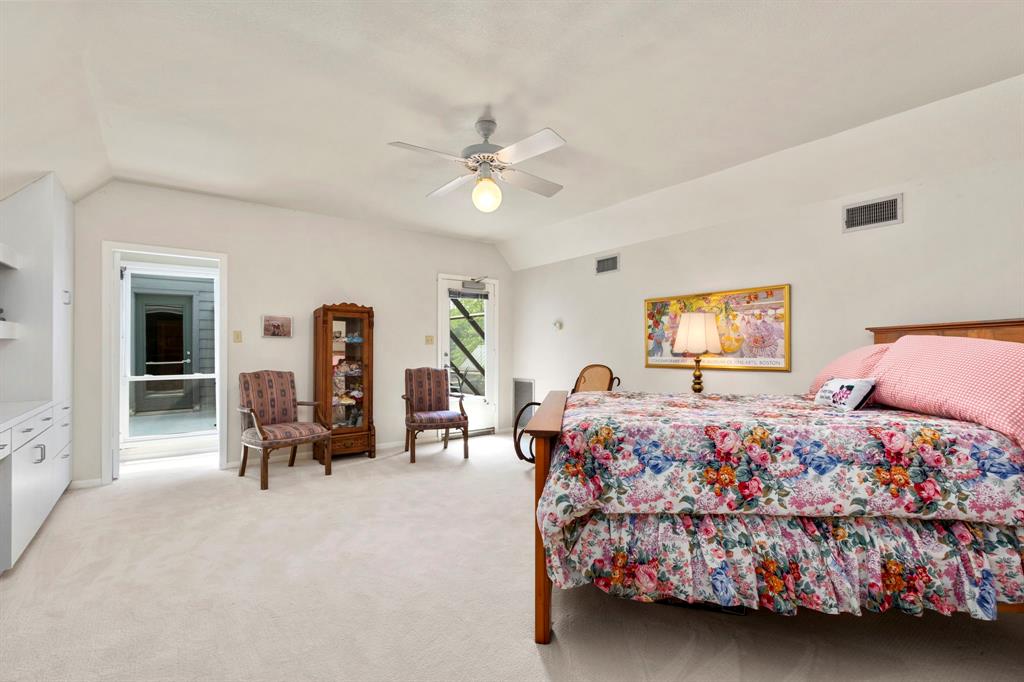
[[525, 390, 568, 645]]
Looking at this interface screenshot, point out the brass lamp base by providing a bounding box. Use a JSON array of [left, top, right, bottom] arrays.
[[691, 355, 704, 393]]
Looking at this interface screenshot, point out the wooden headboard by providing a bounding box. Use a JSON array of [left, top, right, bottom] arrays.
[[866, 318, 1024, 344]]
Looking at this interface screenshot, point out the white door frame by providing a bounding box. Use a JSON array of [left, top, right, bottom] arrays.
[[101, 241, 229, 482], [437, 273, 498, 433]]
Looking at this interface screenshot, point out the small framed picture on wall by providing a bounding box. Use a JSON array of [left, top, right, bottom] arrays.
[[262, 315, 293, 338]]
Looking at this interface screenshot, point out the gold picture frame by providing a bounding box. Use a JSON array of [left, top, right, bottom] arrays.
[[644, 284, 791, 371]]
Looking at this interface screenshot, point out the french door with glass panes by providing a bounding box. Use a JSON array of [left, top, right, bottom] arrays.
[[437, 276, 497, 434]]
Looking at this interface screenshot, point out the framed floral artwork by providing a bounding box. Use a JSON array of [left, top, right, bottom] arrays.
[[644, 284, 791, 371]]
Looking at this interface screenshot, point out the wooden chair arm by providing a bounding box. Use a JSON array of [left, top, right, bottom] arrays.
[[237, 406, 267, 440], [401, 394, 413, 417], [297, 401, 329, 428], [450, 392, 467, 417]]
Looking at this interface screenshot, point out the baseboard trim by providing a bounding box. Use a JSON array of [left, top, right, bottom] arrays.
[[69, 478, 104, 489]]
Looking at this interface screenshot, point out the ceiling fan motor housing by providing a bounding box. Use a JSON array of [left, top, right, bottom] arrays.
[[461, 117, 504, 169]]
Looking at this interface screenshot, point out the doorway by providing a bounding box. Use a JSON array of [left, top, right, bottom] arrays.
[[438, 275, 498, 434], [115, 254, 222, 472]]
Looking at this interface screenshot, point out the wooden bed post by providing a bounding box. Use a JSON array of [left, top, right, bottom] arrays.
[[525, 390, 568, 645]]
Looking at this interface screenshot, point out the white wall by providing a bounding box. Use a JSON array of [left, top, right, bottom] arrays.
[[73, 181, 514, 481], [511, 111, 1024, 398]]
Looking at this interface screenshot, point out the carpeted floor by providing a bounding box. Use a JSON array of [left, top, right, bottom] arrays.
[[1, 435, 1022, 681]]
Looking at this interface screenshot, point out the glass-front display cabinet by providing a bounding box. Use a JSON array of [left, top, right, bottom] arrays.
[[313, 303, 375, 461]]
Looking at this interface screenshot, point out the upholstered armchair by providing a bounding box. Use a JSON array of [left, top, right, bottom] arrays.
[[238, 370, 331, 490], [402, 367, 469, 463]]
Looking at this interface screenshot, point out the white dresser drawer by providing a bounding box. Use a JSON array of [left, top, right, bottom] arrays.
[[12, 408, 54, 451], [55, 404, 72, 450], [0, 428, 10, 460], [54, 443, 72, 496]]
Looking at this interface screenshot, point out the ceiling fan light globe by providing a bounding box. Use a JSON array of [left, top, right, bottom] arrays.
[[471, 177, 502, 213]]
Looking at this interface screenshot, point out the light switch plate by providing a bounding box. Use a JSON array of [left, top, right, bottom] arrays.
[[232, 330, 243, 343], [425, 335, 434, 345]]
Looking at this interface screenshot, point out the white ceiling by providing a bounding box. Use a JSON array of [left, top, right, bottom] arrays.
[[2, 1, 1022, 242]]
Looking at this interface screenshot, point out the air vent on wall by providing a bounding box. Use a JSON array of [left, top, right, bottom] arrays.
[[843, 193, 903, 233], [513, 378, 535, 422], [595, 254, 620, 275]]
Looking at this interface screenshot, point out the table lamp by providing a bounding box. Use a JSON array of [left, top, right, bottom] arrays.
[[672, 312, 722, 393]]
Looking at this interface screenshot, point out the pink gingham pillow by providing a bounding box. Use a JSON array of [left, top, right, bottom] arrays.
[[873, 335, 1024, 446], [809, 343, 891, 395]]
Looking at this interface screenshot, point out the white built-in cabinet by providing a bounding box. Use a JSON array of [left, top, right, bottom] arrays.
[[0, 173, 75, 570]]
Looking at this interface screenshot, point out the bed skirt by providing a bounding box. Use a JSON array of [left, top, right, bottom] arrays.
[[545, 513, 1024, 620]]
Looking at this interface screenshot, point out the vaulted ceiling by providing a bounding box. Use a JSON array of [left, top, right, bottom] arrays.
[[2, 1, 1022, 241]]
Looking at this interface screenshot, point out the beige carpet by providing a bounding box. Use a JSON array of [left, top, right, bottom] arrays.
[[1, 435, 1022, 682]]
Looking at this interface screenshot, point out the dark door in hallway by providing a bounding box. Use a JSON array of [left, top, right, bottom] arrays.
[[132, 293, 195, 413]]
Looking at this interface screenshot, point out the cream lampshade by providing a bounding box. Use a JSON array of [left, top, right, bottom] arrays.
[[672, 312, 722, 393]]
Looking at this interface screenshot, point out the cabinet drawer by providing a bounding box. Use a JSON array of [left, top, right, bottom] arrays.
[[12, 408, 54, 451], [332, 433, 369, 453], [55, 443, 72, 496], [55, 406, 72, 450], [0, 428, 10, 460]]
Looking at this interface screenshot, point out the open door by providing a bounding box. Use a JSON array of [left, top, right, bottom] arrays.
[[438, 276, 497, 434]]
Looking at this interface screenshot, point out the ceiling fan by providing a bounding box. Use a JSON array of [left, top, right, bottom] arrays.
[[389, 116, 565, 213]]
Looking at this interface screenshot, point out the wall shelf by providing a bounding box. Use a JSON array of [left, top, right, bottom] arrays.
[[0, 243, 21, 270], [0, 321, 19, 340]]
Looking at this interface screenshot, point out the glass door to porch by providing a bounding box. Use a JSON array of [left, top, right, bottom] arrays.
[[438, 276, 497, 434]]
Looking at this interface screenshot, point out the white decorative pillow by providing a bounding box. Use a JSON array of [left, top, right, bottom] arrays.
[[814, 378, 877, 412]]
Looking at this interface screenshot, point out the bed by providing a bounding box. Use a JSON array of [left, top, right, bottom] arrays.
[[525, 319, 1024, 644]]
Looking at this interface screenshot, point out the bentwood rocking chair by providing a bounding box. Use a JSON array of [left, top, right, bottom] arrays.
[[238, 370, 331, 490], [402, 367, 469, 463], [513, 364, 621, 463]]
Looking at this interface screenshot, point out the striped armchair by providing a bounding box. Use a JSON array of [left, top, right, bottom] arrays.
[[238, 370, 331, 490], [402, 367, 469, 463]]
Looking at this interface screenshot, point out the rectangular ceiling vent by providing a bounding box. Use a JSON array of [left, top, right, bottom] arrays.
[[843, 193, 903, 233], [595, 254, 620, 275]]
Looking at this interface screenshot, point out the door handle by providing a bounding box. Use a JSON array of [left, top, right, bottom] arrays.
[[41, 416, 53, 422], [20, 427, 34, 434], [32, 444, 46, 464]]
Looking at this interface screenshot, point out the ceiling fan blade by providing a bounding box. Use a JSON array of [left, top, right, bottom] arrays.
[[427, 173, 477, 198], [389, 141, 466, 164], [494, 128, 565, 165], [497, 168, 563, 198]]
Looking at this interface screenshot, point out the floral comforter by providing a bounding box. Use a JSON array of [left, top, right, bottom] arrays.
[[538, 392, 1024, 618]]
